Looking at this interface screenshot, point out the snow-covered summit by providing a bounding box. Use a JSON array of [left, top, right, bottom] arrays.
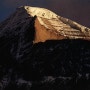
[[24, 6, 59, 19], [18, 6, 90, 43]]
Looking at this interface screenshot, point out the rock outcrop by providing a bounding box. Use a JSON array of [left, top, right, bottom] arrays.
[[0, 6, 90, 90]]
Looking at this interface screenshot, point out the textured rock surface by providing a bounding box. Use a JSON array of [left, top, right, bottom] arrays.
[[0, 6, 90, 90]]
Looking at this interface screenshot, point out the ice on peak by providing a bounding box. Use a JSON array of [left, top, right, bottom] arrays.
[[24, 6, 59, 19]]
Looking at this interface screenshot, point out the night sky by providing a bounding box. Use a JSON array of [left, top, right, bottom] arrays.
[[0, 0, 90, 27]]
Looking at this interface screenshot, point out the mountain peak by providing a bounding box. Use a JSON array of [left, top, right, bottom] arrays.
[[0, 6, 90, 90], [0, 6, 90, 43]]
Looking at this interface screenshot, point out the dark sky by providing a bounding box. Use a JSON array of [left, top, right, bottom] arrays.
[[0, 0, 90, 27]]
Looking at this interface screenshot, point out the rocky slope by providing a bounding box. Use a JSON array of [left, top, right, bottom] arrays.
[[0, 6, 90, 90]]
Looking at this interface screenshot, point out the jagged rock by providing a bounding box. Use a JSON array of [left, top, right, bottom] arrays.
[[0, 6, 90, 90]]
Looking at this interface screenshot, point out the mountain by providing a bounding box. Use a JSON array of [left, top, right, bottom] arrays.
[[0, 6, 90, 90]]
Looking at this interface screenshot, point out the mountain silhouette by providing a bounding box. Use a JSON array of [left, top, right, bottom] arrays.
[[0, 6, 90, 90]]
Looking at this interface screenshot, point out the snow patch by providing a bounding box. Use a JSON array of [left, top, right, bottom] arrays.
[[24, 6, 59, 19]]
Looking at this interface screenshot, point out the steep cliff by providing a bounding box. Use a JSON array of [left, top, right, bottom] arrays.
[[0, 6, 90, 90]]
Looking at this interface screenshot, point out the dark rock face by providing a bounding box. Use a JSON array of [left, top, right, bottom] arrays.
[[0, 6, 90, 90], [0, 38, 90, 90]]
